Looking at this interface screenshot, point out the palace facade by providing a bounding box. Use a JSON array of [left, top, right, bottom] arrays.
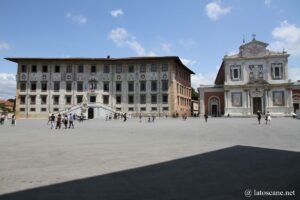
[[7, 56, 194, 119], [199, 37, 298, 117]]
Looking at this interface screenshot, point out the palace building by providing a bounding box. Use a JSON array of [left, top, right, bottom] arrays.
[[199, 36, 297, 117], [6, 56, 194, 119]]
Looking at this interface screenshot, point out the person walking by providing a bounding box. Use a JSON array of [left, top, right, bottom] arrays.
[[63, 115, 68, 129], [257, 110, 261, 124], [123, 113, 127, 122], [11, 114, 16, 126], [204, 114, 208, 122], [139, 113, 142, 123], [68, 113, 74, 128], [152, 115, 155, 123], [79, 113, 84, 122], [56, 113, 62, 129], [47, 112, 51, 125], [0, 114, 5, 125], [265, 111, 271, 125], [50, 114, 55, 129]]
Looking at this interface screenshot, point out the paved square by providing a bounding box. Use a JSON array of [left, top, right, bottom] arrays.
[[0, 117, 299, 199]]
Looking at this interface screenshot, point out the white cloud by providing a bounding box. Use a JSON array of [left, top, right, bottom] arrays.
[[0, 41, 11, 51], [179, 39, 196, 49], [0, 73, 16, 99], [160, 42, 172, 54], [205, 1, 231, 21], [191, 73, 216, 89], [147, 51, 157, 57], [227, 49, 238, 56], [66, 12, 87, 25], [269, 21, 300, 56], [109, 27, 157, 56], [264, 0, 271, 7], [180, 58, 197, 67], [289, 67, 300, 81], [110, 9, 123, 17]]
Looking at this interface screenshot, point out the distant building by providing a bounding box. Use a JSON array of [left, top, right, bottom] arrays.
[[199, 36, 296, 117], [7, 56, 194, 119], [191, 100, 199, 116], [292, 81, 300, 113]]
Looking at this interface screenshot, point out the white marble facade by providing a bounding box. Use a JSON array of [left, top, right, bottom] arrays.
[[223, 37, 293, 116], [199, 37, 294, 117]]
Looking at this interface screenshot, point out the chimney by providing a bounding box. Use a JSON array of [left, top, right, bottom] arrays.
[[107, 55, 110, 59]]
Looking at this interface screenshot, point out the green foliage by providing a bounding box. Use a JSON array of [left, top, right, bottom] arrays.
[[191, 88, 199, 100], [7, 99, 15, 103], [0, 104, 12, 113]]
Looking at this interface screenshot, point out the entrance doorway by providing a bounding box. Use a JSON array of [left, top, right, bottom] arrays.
[[253, 97, 262, 114], [293, 103, 299, 113], [211, 104, 218, 117], [208, 96, 220, 117], [88, 107, 94, 119]]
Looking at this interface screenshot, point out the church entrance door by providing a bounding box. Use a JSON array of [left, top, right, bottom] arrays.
[[253, 97, 262, 114], [88, 107, 94, 119], [294, 103, 299, 113], [211, 104, 218, 117]]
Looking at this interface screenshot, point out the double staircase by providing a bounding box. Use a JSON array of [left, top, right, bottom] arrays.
[[57, 103, 117, 119]]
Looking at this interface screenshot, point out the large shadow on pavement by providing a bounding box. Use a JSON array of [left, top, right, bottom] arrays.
[[0, 146, 299, 200]]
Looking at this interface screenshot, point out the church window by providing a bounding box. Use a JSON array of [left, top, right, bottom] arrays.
[[271, 63, 283, 80], [273, 91, 284, 106], [230, 65, 241, 81], [231, 92, 242, 107]]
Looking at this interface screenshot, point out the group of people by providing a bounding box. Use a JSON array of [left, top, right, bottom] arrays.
[[257, 110, 271, 125], [137, 113, 157, 123], [0, 114, 16, 126], [48, 113, 75, 129], [105, 112, 128, 122]]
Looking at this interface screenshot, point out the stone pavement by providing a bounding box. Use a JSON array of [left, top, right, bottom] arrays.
[[0, 117, 299, 199]]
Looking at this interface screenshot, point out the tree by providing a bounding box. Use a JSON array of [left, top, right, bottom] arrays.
[[7, 99, 15, 103], [191, 88, 199, 100]]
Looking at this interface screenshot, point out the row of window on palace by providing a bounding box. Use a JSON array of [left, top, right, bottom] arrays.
[[19, 80, 169, 92], [229, 63, 284, 81], [177, 97, 191, 107], [19, 106, 170, 113], [19, 94, 169, 105], [177, 83, 191, 96], [176, 68, 190, 82], [20, 63, 169, 74]]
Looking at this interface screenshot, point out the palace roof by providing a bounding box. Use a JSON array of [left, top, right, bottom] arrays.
[[5, 56, 195, 74]]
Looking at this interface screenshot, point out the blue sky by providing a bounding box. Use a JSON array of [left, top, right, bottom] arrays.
[[1, 0, 300, 98]]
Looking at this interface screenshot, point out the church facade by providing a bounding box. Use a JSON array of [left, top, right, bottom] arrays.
[[199, 37, 295, 117]]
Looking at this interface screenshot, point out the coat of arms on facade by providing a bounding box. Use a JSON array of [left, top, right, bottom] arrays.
[[249, 65, 263, 81]]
